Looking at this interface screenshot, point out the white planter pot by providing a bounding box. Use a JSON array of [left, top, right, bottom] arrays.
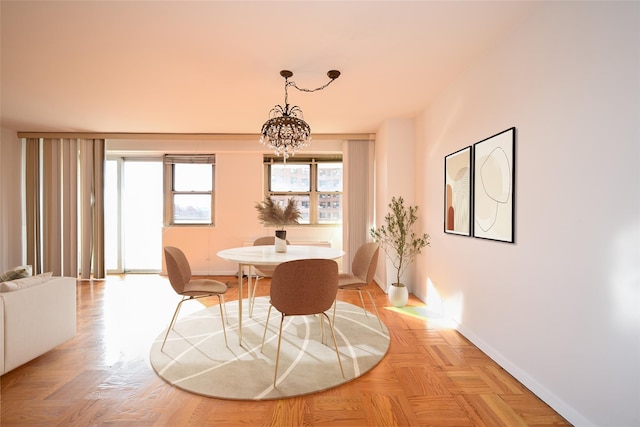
[[274, 230, 287, 253], [388, 284, 408, 307]]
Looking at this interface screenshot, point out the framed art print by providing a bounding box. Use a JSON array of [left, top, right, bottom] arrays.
[[473, 127, 515, 243], [444, 146, 472, 236]]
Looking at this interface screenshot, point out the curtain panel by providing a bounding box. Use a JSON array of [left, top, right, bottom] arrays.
[[342, 140, 375, 271], [24, 138, 105, 279]]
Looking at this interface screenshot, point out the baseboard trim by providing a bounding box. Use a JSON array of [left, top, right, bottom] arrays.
[[453, 322, 594, 427]]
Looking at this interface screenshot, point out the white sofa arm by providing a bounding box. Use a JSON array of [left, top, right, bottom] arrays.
[[0, 276, 76, 374]]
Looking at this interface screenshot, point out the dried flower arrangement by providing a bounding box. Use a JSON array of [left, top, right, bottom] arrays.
[[254, 197, 301, 230]]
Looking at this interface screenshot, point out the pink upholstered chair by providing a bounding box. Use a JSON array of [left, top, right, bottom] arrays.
[[163, 246, 228, 350], [261, 258, 344, 386], [333, 242, 383, 329]]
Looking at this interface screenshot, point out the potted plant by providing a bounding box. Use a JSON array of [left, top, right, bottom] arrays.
[[370, 196, 430, 307], [255, 197, 301, 252]]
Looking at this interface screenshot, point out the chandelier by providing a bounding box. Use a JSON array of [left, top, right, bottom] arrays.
[[260, 69, 340, 161]]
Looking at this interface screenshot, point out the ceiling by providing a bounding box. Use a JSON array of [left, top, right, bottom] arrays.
[[1, 1, 539, 135]]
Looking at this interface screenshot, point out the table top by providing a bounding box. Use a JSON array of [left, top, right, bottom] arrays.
[[217, 245, 344, 265]]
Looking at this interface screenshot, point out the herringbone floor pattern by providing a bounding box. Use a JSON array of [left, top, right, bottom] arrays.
[[0, 274, 570, 426]]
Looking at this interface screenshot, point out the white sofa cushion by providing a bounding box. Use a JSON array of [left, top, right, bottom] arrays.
[[0, 265, 32, 282], [0, 272, 53, 292]]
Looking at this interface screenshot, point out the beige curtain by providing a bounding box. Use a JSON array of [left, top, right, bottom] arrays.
[[24, 138, 105, 279], [342, 140, 375, 272]]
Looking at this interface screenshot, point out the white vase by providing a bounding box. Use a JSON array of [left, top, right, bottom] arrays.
[[388, 284, 408, 307], [274, 230, 287, 253]]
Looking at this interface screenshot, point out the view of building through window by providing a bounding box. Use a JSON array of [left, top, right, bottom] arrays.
[[268, 160, 342, 225]]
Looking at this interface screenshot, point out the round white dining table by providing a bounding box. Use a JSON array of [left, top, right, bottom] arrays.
[[217, 245, 345, 345]]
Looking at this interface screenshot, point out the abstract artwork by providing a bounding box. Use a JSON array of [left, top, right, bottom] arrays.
[[444, 146, 472, 236], [472, 127, 515, 243]]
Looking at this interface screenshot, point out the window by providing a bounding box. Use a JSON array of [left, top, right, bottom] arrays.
[[164, 154, 215, 225], [264, 156, 343, 225], [105, 157, 163, 272]]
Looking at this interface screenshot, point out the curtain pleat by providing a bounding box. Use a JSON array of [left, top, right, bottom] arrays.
[[62, 139, 78, 277], [80, 139, 106, 279], [42, 138, 62, 275], [343, 140, 374, 272], [25, 138, 42, 274]]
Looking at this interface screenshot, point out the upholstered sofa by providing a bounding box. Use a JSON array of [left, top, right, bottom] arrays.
[[0, 274, 76, 375]]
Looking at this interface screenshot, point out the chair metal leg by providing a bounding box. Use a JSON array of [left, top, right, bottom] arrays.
[[334, 288, 384, 331], [356, 290, 368, 316], [273, 314, 285, 387], [163, 294, 230, 351], [261, 304, 273, 352], [249, 276, 262, 317], [217, 295, 228, 347], [161, 296, 188, 351], [266, 310, 344, 386], [363, 289, 384, 330], [332, 298, 337, 325], [220, 294, 229, 325], [322, 312, 345, 378], [320, 312, 326, 344]]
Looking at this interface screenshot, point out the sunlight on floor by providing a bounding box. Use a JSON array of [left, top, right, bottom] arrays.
[[384, 304, 456, 328], [100, 274, 208, 366]]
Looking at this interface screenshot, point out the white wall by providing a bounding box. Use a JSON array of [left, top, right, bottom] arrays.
[[413, 2, 639, 426], [372, 118, 417, 291], [0, 127, 23, 270]]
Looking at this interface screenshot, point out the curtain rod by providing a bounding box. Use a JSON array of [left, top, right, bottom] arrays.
[[16, 132, 376, 141]]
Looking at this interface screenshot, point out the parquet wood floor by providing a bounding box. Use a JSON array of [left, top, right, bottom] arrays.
[[0, 274, 570, 426]]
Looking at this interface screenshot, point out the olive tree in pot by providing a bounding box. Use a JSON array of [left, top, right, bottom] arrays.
[[370, 196, 430, 307], [255, 197, 301, 252]]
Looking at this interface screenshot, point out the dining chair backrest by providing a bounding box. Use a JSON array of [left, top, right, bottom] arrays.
[[270, 258, 338, 316], [254, 236, 275, 246], [253, 236, 290, 277], [164, 246, 192, 294], [351, 242, 380, 284], [253, 236, 290, 246]]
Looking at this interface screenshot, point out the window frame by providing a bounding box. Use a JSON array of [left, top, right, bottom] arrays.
[[263, 155, 343, 226], [163, 154, 216, 226]]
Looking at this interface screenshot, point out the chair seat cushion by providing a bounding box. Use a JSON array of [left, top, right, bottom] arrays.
[[183, 279, 227, 296], [338, 274, 366, 289]]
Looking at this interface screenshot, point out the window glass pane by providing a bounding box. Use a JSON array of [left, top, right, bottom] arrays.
[[123, 161, 163, 270], [174, 164, 212, 191], [318, 193, 342, 224], [317, 163, 343, 192], [173, 194, 212, 224], [270, 164, 310, 192], [270, 194, 309, 224]]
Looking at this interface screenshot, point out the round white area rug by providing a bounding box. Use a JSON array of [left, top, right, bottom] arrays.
[[149, 297, 390, 400]]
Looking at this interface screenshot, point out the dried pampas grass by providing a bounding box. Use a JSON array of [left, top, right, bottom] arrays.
[[255, 197, 301, 229]]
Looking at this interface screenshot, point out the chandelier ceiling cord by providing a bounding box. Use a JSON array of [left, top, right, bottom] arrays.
[[260, 69, 340, 162]]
